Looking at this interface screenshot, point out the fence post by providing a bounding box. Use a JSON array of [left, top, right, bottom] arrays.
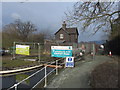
[[14, 84, 17, 90], [56, 60, 58, 75], [34, 43, 35, 49], [13, 42, 16, 60], [38, 43, 40, 63], [44, 66, 47, 87]]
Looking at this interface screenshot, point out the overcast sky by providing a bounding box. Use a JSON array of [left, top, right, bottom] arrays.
[[1, 2, 108, 42]]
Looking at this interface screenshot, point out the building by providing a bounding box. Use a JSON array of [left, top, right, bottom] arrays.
[[44, 39, 56, 53], [54, 21, 79, 44], [44, 21, 79, 53]]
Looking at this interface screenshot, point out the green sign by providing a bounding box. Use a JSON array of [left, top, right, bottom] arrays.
[[16, 45, 30, 55], [51, 46, 72, 57]]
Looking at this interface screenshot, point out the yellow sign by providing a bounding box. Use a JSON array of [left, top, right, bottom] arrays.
[[16, 45, 30, 55]]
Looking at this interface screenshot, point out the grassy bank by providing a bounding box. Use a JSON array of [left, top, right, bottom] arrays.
[[90, 56, 119, 88], [16, 74, 30, 85], [1, 54, 59, 70], [2, 58, 39, 70]]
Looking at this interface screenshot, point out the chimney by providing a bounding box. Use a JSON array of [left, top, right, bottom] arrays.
[[62, 21, 66, 29]]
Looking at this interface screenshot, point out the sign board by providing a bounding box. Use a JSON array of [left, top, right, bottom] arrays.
[[51, 46, 72, 57], [16, 45, 30, 55], [65, 57, 74, 67]]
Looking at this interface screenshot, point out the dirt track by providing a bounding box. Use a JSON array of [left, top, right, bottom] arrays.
[[46, 55, 113, 88]]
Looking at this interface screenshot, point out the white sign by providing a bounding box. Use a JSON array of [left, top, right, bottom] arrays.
[[51, 46, 72, 50], [65, 57, 74, 67]]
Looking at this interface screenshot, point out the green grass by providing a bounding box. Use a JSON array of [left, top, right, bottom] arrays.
[[2, 54, 58, 70], [20, 56, 38, 59], [2, 59, 39, 69], [90, 57, 118, 88]]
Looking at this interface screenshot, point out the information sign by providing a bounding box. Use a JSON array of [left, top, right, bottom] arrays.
[[51, 46, 72, 58], [65, 57, 74, 67], [16, 45, 30, 55]]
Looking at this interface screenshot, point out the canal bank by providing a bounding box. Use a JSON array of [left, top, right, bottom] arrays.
[[0, 63, 56, 89], [0, 58, 64, 89]]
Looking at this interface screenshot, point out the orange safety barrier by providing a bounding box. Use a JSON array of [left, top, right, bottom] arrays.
[[44, 64, 62, 68]]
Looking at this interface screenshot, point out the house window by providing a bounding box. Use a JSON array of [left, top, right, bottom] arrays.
[[60, 34, 64, 39]]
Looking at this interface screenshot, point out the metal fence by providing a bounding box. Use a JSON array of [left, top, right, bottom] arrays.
[[6, 45, 82, 90], [7, 58, 63, 90]]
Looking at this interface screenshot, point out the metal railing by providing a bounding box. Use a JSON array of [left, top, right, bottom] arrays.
[[7, 58, 63, 90]]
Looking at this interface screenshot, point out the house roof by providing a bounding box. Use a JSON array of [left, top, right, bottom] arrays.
[[54, 27, 79, 35]]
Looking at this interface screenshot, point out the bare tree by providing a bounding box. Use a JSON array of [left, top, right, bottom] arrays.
[[3, 19, 37, 41], [29, 32, 45, 43], [2, 19, 37, 48], [14, 19, 37, 41], [65, 2, 120, 35]]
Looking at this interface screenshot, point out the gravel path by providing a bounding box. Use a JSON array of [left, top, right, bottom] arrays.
[[46, 55, 113, 88]]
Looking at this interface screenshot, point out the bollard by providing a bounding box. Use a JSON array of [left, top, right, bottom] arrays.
[[44, 66, 47, 87]]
